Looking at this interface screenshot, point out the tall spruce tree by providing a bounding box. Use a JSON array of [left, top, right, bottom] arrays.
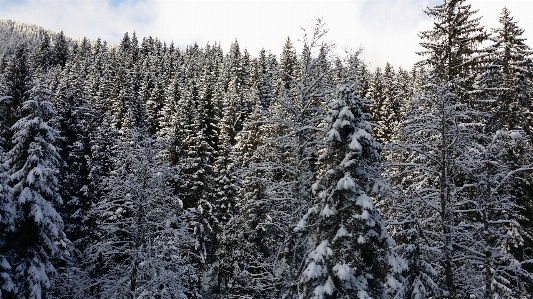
[[3, 82, 65, 299], [476, 7, 533, 133], [0, 44, 32, 150], [474, 8, 533, 294], [0, 97, 15, 298], [386, 1, 488, 297], [297, 54, 405, 299]]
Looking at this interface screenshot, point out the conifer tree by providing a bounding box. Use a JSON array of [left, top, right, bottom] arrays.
[[296, 54, 405, 299], [4, 82, 65, 299], [84, 132, 197, 298], [369, 67, 385, 142], [0, 44, 32, 149], [31, 32, 52, 72], [386, 1, 488, 297], [477, 7, 533, 134], [459, 129, 533, 298], [0, 106, 15, 298], [474, 8, 533, 291], [278, 36, 299, 93], [52, 31, 69, 68]]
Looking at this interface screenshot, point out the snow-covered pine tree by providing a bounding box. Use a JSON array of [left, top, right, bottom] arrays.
[[278, 36, 300, 95], [296, 52, 405, 299], [253, 48, 276, 110], [472, 8, 533, 296], [369, 67, 386, 144], [0, 99, 15, 298], [386, 80, 486, 298], [454, 129, 533, 298], [385, 1, 487, 297], [218, 94, 284, 298], [31, 32, 52, 73], [176, 76, 218, 295], [476, 7, 533, 134], [84, 131, 197, 299], [372, 63, 403, 147], [52, 31, 69, 69], [0, 44, 32, 150], [417, 0, 486, 106], [4, 81, 65, 299], [157, 73, 182, 164], [47, 58, 96, 298], [244, 19, 338, 297]]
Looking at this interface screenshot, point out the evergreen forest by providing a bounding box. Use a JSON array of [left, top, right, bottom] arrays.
[[1, 1, 533, 298]]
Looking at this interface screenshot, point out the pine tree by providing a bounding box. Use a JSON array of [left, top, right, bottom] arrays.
[[0, 110, 15, 298], [458, 130, 533, 298], [278, 36, 299, 93], [47, 59, 95, 298], [52, 31, 69, 68], [417, 0, 486, 104], [386, 80, 485, 298], [369, 67, 385, 143], [0, 44, 32, 150], [296, 54, 405, 299], [84, 132, 197, 298], [31, 32, 52, 72], [473, 8, 533, 294], [227, 96, 279, 295], [3, 82, 65, 299], [385, 1, 488, 297], [477, 7, 533, 134], [382, 63, 401, 144], [176, 77, 218, 294]]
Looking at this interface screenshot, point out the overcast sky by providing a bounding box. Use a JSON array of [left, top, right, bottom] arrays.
[[1, 0, 532, 70]]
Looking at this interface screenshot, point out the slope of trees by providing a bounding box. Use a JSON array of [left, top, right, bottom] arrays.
[[1, 1, 533, 298]]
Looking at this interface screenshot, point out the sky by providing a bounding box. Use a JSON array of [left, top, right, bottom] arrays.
[[1, 0, 532, 70]]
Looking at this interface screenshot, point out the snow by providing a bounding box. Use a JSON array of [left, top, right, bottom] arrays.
[[320, 204, 336, 218], [340, 153, 355, 168], [308, 240, 333, 263], [357, 236, 366, 244], [313, 276, 335, 298], [349, 128, 371, 151], [312, 182, 320, 194], [294, 206, 317, 232], [333, 225, 352, 242], [333, 263, 353, 281], [349, 136, 362, 151], [338, 106, 355, 121], [509, 131, 522, 140], [1, 257, 11, 270], [18, 187, 33, 204], [355, 193, 374, 209], [353, 209, 370, 221], [27, 166, 43, 185], [385, 274, 401, 289], [31, 203, 44, 223], [302, 261, 325, 280], [357, 289, 371, 299], [388, 253, 408, 273], [337, 174, 355, 191], [327, 128, 341, 141]]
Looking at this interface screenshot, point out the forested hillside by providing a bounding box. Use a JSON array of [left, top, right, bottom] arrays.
[[1, 1, 533, 298]]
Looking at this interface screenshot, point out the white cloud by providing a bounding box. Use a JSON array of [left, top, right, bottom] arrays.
[[0, 0, 157, 41], [0, 0, 531, 70]]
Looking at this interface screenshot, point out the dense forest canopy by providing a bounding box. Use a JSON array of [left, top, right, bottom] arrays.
[[1, 1, 533, 298]]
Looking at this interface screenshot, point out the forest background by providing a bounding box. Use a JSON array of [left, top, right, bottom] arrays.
[[1, 0, 533, 298]]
